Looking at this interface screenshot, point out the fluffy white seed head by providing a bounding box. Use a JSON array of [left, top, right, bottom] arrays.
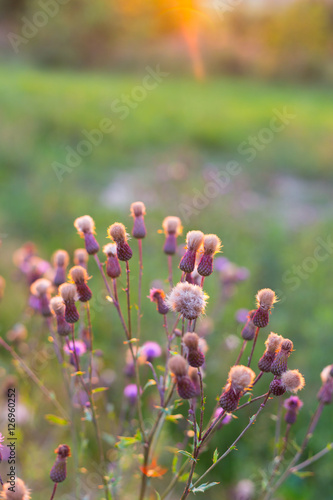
[[69, 266, 89, 283], [108, 223, 127, 243], [73, 248, 89, 265], [52, 249, 69, 268], [130, 201, 146, 217], [320, 364, 333, 383], [103, 243, 118, 257], [74, 215, 96, 235], [166, 282, 208, 320], [256, 288, 277, 310], [162, 216, 182, 236], [168, 354, 188, 378], [186, 230, 204, 252], [202, 234, 222, 255], [30, 278, 52, 297], [59, 283, 77, 302], [265, 332, 283, 353], [229, 365, 255, 391], [282, 370, 305, 393], [50, 296, 65, 316]]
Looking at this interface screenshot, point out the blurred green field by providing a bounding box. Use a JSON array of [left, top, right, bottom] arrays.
[[0, 64, 333, 499]]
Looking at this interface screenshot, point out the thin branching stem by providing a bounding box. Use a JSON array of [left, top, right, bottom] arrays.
[[137, 239, 143, 338], [167, 255, 173, 289], [235, 339, 247, 366], [290, 443, 333, 473], [247, 327, 260, 367]]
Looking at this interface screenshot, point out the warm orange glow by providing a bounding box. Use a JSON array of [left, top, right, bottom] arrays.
[[140, 458, 168, 477]]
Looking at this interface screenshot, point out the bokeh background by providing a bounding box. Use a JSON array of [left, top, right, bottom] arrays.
[[0, 0, 333, 498]]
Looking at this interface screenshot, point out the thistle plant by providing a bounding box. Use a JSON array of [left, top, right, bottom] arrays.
[[0, 204, 332, 500]]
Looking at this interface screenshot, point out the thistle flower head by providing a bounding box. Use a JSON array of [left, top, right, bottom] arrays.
[[108, 222, 128, 243], [52, 250, 69, 268], [124, 383, 139, 403], [141, 341, 162, 361], [103, 243, 117, 257], [149, 288, 166, 302], [30, 278, 52, 297], [281, 370, 305, 393], [73, 248, 89, 266], [162, 216, 182, 236], [202, 234, 222, 255], [0, 478, 31, 500], [185, 230, 204, 252], [228, 365, 255, 391], [281, 339, 293, 352], [166, 282, 208, 320], [265, 332, 283, 353], [50, 296, 65, 316], [59, 283, 77, 302], [183, 332, 199, 350], [320, 364, 333, 383], [130, 201, 146, 217], [69, 266, 89, 284], [74, 215, 96, 235], [168, 354, 188, 378], [283, 396, 303, 411], [55, 444, 71, 459], [64, 340, 87, 357], [256, 288, 277, 310]]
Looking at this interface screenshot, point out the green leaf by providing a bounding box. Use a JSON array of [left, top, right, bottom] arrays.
[[143, 379, 157, 393], [292, 471, 314, 478], [166, 413, 183, 423], [45, 414, 69, 426], [172, 454, 178, 474], [116, 429, 142, 449], [191, 482, 220, 493], [177, 450, 197, 462], [92, 387, 109, 394], [155, 492, 161, 500], [213, 448, 219, 464]]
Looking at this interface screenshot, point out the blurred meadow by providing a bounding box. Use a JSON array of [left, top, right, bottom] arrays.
[[0, 0, 333, 498]]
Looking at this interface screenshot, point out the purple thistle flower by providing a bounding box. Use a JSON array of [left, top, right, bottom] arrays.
[[124, 384, 140, 404], [64, 340, 87, 357], [235, 308, 249, 324], [141, 342, 162, 362]]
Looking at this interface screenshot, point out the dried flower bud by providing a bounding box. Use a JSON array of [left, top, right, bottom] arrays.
[[162, 216, 182, 255], [73, 248, 89, 268], [281, 370, 305, 393], [50, 296, 71, 337], [188, 367, 201, 396], [269, 377, 286, 396], [284, 396, 303, 424], [176, 375, 197, 399], [149, 288, 169, 315], [59, 283, 79, 323], [197, 234, 222, 277], [270, 339, 293, 376], [74, 215, 99, 255], [0, 477, 31, 499], [179, 231, 204, 273], [50, 296, 65, 316], [183, 332, 205, 367], [166, 282, 208, 320], [103, 243, 121, 279], [108, 223, 132, 261], [219, 365, 255, 412], [252, 288, 277, 328], [241, 310, 256, 341], [258, 332, 284, 372], [52, 250, 69, 268], [50, 444, 71, 483], [168, 355, 188, 378], [130, 201, 147, 239], [69, 266, 92, 302], [317, 364, 333, 404]]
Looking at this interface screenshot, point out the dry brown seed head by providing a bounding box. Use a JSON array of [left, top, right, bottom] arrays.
[[256, 288, 277, 310], [59, 283, 77, 301], [265, 332, 283, 353], [229, 365, 255, 391], [74, 215, 95, 235], [162, 216, 182, 236], [183, 332, 200, 350], [168, 354, 188, 378], [0, 477, 31, 500], [186, 231, 204, 252], [50, 296, 65, 316], [52, 249, 69, 268], [69, 265, 89, 283], [73, 248, 89, 265], [320, 364, 333, 383], [103, 243, 117, 257], [281, 339, 293, 352], [281, 370, 305, 393], [130, 201, 146, 217], [166, 282, 208, 320]]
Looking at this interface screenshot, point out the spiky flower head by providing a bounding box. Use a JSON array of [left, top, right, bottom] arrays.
[[185, 231, 204, 252], [318, 364, 333, 404], [50, 296, 65, 316], [258, 332, 284, 372], [320, 364, 333, 383], [166, 282, 208, 320], [168, 355, 188, 378], [281, 370, 305, 393], [179, 231, 204, 273], [241, 309, 256, 341], [103, 243, 117, 257], [30, 278, 52, 297], [183, 332, 199, 350], [124, 383, 139, 404], [162, 216, 182, 236], [183, 332, 205, 367], [52, 250, 69, 268], [270, 339, 293, 376], [130, 201, 146, 217], [108, 223, 127, 243], [141, 341, 162, 362], [0, 478, 31, 499], [74, 215, 95, 235], [265, 332, 283, 353], [69, 266, 89, 284], [202, 234, 222, 255], [59, 283, 77, 302], [284, 396, 303, 425], [50, 444, 71, 483]]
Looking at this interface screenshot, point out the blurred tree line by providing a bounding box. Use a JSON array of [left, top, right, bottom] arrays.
[[1, 0, 333, 81]]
